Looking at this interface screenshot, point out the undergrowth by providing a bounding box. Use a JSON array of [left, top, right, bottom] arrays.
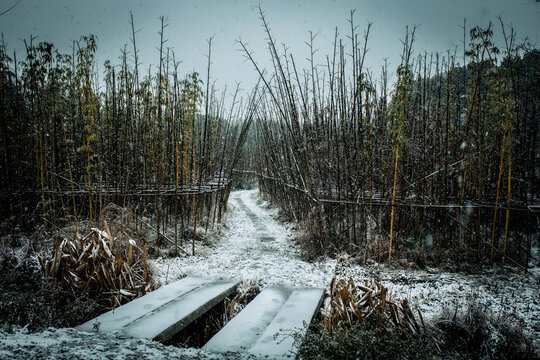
[[299, 266, 537, 360], [299, 298, 537, 360], [0, 252, 101, 332], [41, 203, 157, 310], [298, 320, 435, 360], [297, 227, 498, 274], [435, 302, 537, 359]]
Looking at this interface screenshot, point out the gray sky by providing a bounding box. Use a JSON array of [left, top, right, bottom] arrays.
[[1, 0, 539, 93]]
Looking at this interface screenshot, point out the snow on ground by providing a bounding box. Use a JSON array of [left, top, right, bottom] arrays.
[[152, 189, 338, 288], [1, 189, 539, 358], [0, 327, 256, 360], [153, 189, 540, 351]]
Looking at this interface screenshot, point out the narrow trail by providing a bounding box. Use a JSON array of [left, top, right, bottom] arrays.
[[153, 189, 337, 287]]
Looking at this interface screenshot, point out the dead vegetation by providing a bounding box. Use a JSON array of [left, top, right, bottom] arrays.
[[299, 258, 538, 360], [0, 238, 102, 331], [41, 205, 157, 310], [223, 279, 261, 322], [323, 276, 423, 335], [434, 302, 537, 359], [298, 268, 434, 360]]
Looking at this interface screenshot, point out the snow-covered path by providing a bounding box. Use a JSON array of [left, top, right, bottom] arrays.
[[152, 189, 338, 287], [1, 189, 538, 358]]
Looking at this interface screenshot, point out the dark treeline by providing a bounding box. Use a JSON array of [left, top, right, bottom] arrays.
[[0, 19, 256, 254], [245, 11, 539, 268]]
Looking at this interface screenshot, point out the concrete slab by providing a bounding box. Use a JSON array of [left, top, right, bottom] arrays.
[[79, 276, 238, 343], [250, 288, 324, 359], [203, 286, 324, 359], [203, 287, 291, 352], [79, 276, 211, 333], [125, 279, 237, 342]]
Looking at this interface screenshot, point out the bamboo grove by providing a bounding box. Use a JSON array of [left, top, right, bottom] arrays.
[[246, 10, 539, 268], [0, 18, 256, 254]]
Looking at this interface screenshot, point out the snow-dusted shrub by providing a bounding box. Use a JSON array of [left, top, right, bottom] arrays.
[[0, 245, 100, 331], [435, 303, 536, 359], [297, 321, 436, 360]]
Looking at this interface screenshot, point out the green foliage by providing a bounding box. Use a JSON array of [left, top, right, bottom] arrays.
[[76, 35, 98, 189], [180, 71, 203, 114], [466, 24, 500, 63], [386, 64, 412, 145], [356, 72, 374, 94]]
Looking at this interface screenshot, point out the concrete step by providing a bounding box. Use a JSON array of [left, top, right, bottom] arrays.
[[79, 276, 238, 342], [203, 286, 325, 359]]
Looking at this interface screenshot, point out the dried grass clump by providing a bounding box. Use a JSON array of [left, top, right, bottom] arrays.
[[323, 276, 424, 335], [41, 214, 156, 309]]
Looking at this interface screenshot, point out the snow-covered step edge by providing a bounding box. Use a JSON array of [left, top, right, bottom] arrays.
[[203, 286, 293, 352], [249, 288, 324, 359], [78, 276, 237, 341], [204, 286, 325, 359], [126, 279, 238, 342]]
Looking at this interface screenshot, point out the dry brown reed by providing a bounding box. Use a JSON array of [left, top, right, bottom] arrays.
[[323, 276, 424, 335], [41, 205, 157, 309]]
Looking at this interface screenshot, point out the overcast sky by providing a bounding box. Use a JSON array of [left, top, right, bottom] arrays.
[[1, 0, 539, 93]]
